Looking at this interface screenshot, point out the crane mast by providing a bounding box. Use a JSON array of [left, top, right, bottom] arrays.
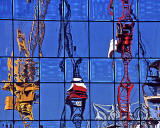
[[2, 0, 50, 128], [109, 0, 135, 127]]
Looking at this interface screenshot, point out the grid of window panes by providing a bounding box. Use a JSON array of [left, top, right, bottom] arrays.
[[0, 0, 160, 128]]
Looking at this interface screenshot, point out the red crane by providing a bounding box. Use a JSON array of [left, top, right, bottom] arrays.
[[109, 0, 135, 127]]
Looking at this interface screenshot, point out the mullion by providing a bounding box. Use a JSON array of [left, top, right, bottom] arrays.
[[1, 81, 155, 85], [137, 0, 142, 127], [1, 119, 160, 121], [1, 56, 160, 59], [12, 0, 14, 127], [38, 0, 41, 127], [8, 57, 157, 60], [1, 18, 160, 22], [88, 0, 91, 127], [63, 0, 66, 126], [113, 0, 116, 125]]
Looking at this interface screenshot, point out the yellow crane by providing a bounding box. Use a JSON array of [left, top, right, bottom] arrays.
[[2, 0, 50, 128]]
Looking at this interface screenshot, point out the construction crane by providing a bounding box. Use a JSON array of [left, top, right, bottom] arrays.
[[58, 0, 88, 127], [2, 0, 50, 128], [109, 0, 135, 127], [2, 32, 39, 128]]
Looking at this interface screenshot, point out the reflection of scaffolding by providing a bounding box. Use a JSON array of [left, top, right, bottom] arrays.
[[142, 60, 160, 126], [93, 102, 149, 128]]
